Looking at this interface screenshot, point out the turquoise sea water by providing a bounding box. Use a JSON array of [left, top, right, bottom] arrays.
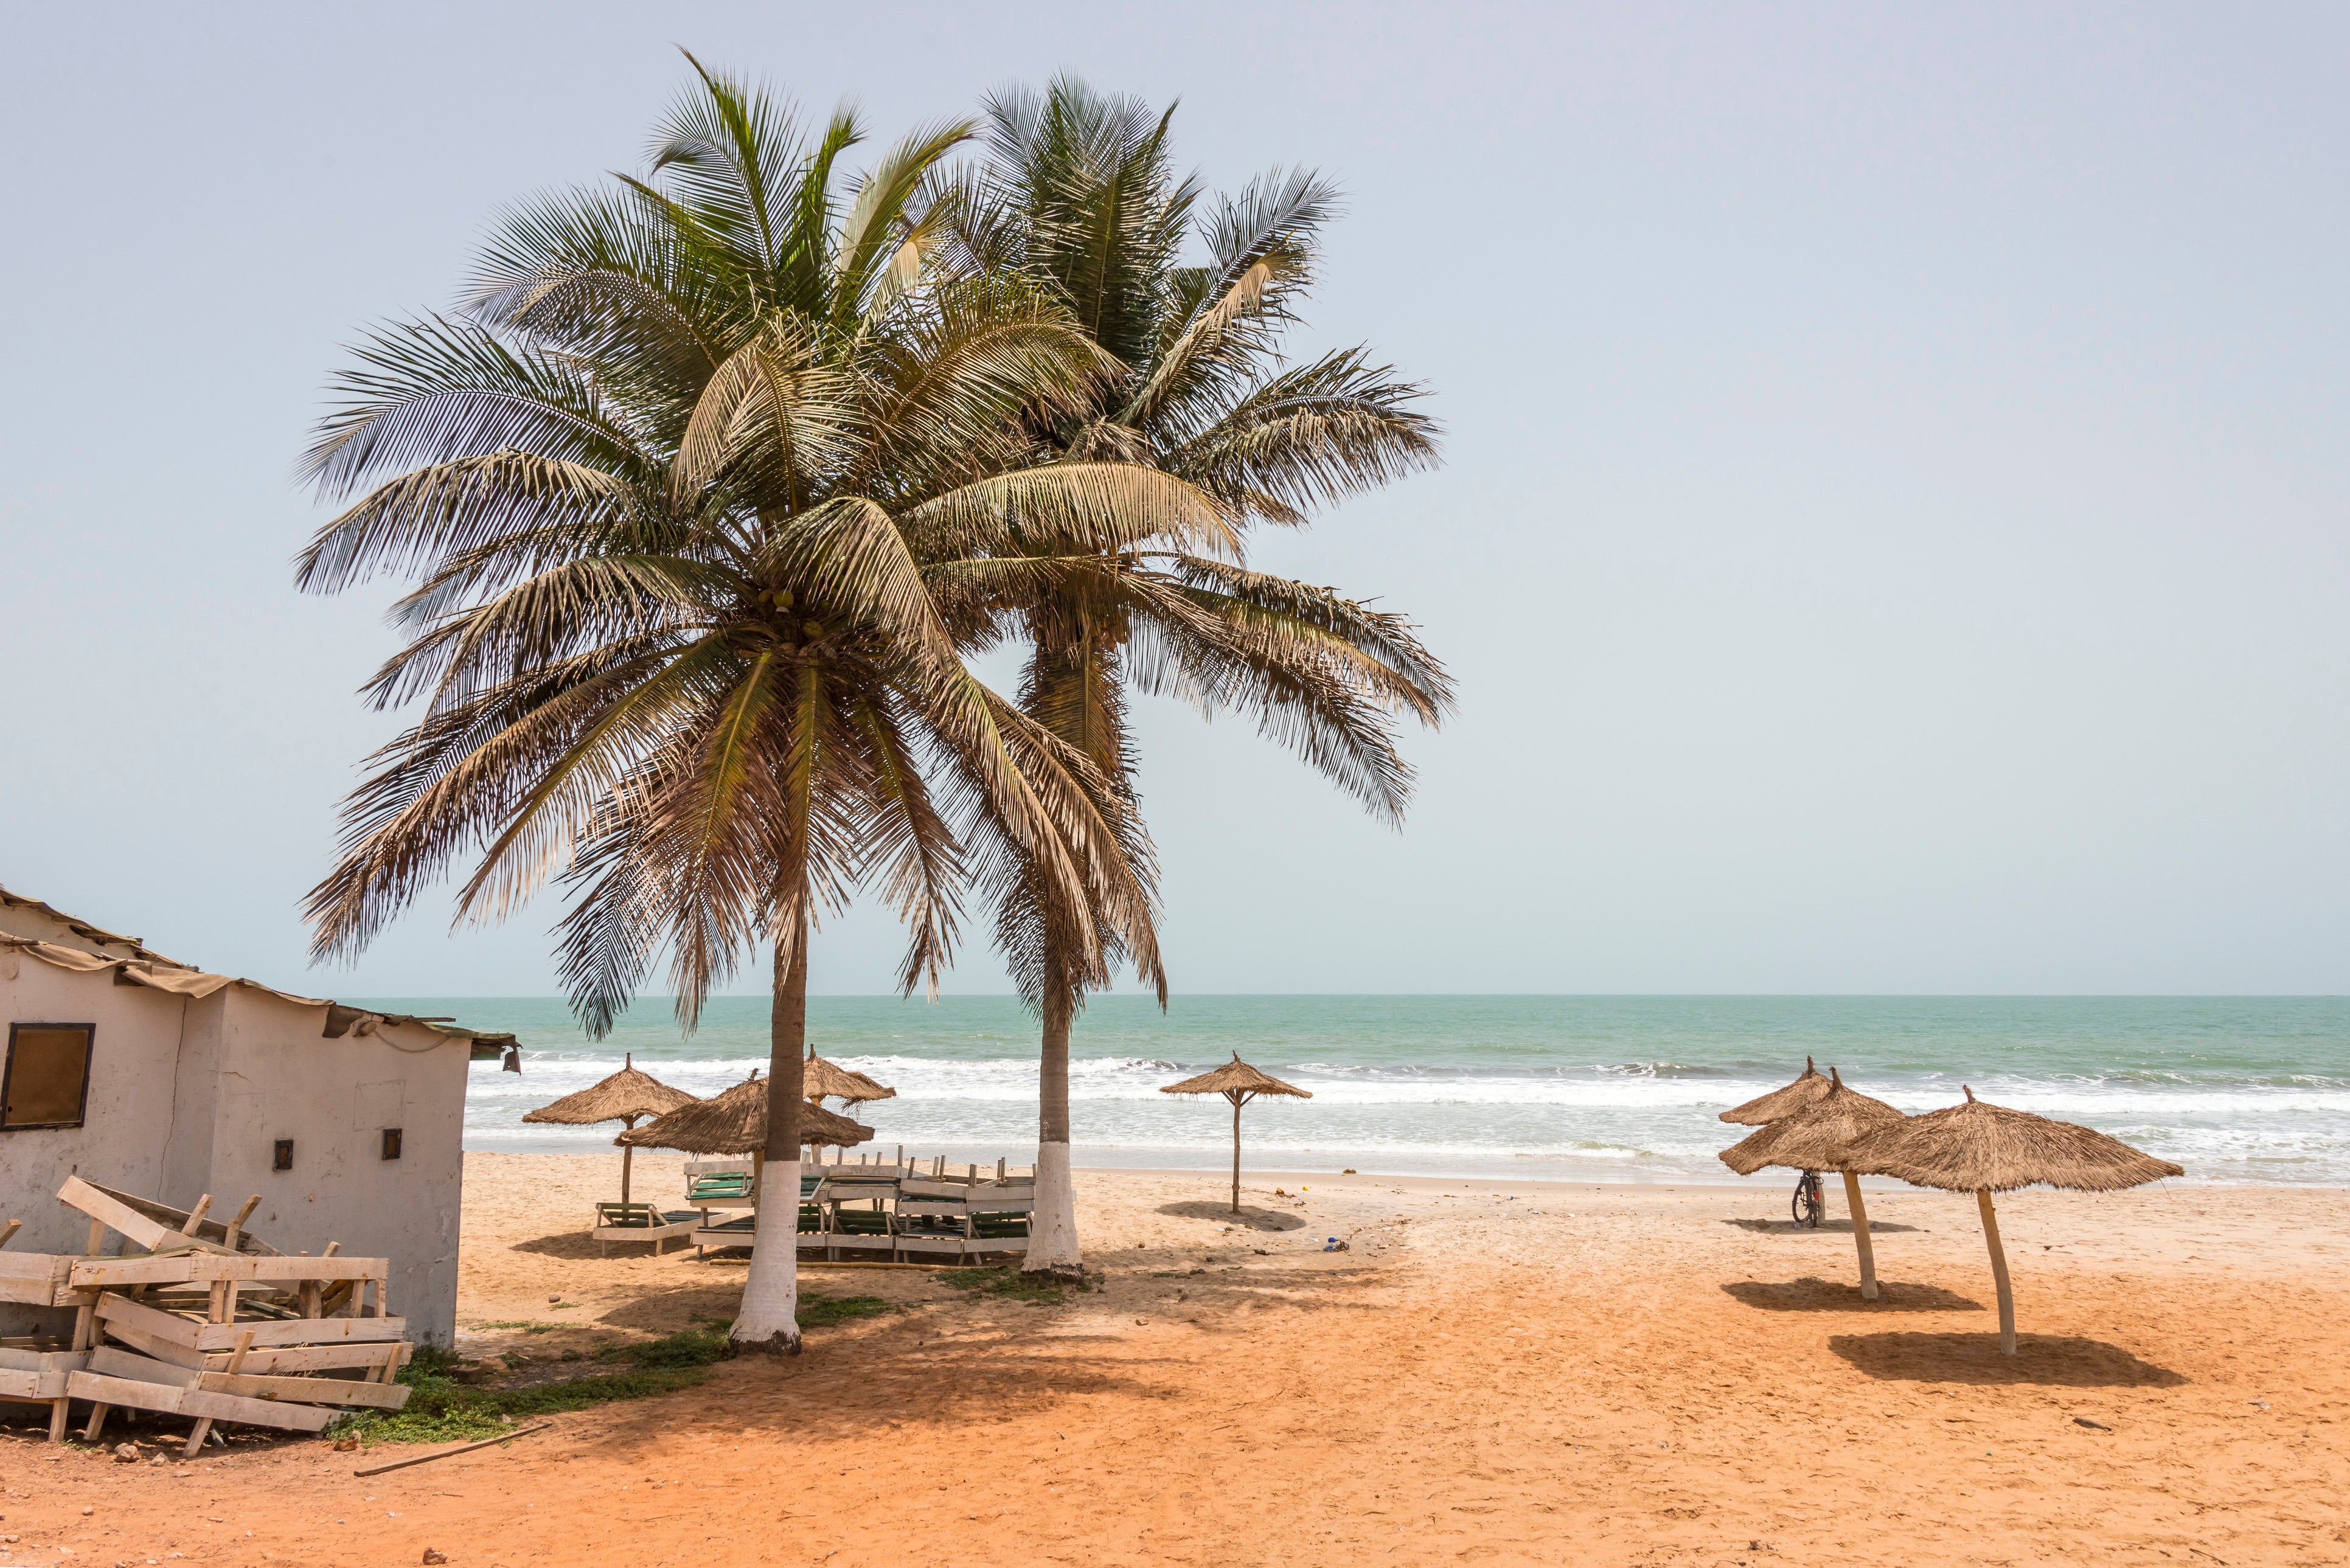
[[365, 994, 2350, 1185]]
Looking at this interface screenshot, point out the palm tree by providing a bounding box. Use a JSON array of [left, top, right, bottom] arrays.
[[296, 61, 1216, 1351], [942, 81, 1453, 1277]]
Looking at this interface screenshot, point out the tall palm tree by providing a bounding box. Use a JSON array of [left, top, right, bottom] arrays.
[[296, 61, 1217, 1350], [942, 81, 1453, 1277]]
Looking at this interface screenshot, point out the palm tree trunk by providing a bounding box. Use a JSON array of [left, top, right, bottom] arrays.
[[734, 915, 809, 1353], [1025, 954, 1083, 1282]]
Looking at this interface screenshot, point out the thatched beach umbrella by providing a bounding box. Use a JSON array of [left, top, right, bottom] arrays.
[[803, 1047, 896, 1108], [521, 1054, 697, 1210], [1161, 1055, 1313, 1213], [1720, 1067, 1905, 1299], [1719, 1056, 1832, 1125], [619, 1072, 874, 1194], [1840, 1086, 2183, 1355]]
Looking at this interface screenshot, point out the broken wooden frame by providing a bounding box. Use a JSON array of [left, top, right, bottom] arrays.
[[0, 1175, 419, 1451]]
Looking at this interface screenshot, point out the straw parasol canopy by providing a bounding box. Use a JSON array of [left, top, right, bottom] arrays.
[[522, 1055, 696, 1127], [618, 1073, 875, 1157], [1837, 1087, 2184, 1194], [803, 1048, 896, 1106], [1719, 1068, 1903, 1177], [1719, 1056, 1832, 1125], [1719, 1066, 1906, 1299], [1840, 1086, 2184, 1355], [1161, 1055, 1312, 1214], [520, 1054, 697, 1210]]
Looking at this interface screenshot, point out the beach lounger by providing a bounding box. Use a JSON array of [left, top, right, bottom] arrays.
[[694, 1190, 826, 1260], [684, 1171, 759, 1209], [591, 1202, 700, 1257], [964, 1184, 1035, 1260]]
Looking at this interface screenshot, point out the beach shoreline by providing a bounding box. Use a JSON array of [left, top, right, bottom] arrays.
[[8, 1153, 2344, 1565]]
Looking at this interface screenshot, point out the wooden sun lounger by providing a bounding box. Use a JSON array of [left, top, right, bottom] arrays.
[[591, 1204, 699, 1257]]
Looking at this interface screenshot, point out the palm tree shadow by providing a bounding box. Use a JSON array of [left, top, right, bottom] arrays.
[[1722, 1277, 1983, 1313], [1154, 1201, 1305, 1232], [1723, 1218, 1920, 1235], [506, 1230, 608, 1259], [1829, 1331, 2188, 1387]]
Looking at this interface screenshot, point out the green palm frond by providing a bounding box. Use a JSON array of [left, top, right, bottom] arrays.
[[301, 62, 1167, 1040]]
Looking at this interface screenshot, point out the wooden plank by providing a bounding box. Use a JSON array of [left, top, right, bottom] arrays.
[[0, 1252, 69, 1306], [88, 1345, 203, 1389], [181, 1381, 336, 1433], [899, 1179, 972, 1199], [72, 1365, 330, 1435], [592, 1219, 697, 1243], [189, 1313, 405, 1351], [54, 1177, 281, 1259], [199, 1340, 408, 1376], [65, 1370, 187, 1417], [98, 1294, 408, 1352], [0, 1252, 68, 1285], [94, 1291, 202, 1348], [200, 1370, 411, 1410], [55, 1176, 175, 1252], [183, 1329, 252, 1454], [0, 1368, 71, 1400], [95, 1322, 207, 1370], [72, 1255, 386, 1289], [0, 1347, 85, 1373]]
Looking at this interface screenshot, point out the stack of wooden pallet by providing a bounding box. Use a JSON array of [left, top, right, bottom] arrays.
[[0, 1176, 414, 1452]]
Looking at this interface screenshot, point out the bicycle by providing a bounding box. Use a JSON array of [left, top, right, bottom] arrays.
[[1790, 1168, 1825, 1228]]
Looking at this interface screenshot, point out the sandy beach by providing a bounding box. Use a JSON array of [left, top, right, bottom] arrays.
[[5, 1153, 2345, 1566]]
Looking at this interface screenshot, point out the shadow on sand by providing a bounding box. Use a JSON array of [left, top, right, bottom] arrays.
[[507, 1230, 608, 1260], [1829, 1331, 2188, 1387], [1722, 1277, 1983, 1313], [1723, 1218, 1920, 1235], [1153, 1201, 1306, 1231]]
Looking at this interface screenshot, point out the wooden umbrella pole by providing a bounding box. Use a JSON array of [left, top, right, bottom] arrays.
[[1976, 1188, 2016, 1355], [1841, 1170, 1879, 1300], [1229, 1092, 1243, 1213], [619, 1114, 639, 1212]]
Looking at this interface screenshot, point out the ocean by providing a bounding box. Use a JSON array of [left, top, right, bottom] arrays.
[[363, 994, 2350, 1186]]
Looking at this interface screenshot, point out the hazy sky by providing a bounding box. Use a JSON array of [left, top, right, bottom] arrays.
[[3, 4, 2345, 998]]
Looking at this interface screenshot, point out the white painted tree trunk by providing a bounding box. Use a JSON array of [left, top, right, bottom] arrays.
[[732, 1153, 803, 1347], [1023, 965, 1083, 1282], [1029, 1141, 1080, 1274], [732, 917, 808, 1355]]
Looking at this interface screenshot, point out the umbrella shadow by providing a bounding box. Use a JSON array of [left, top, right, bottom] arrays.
[[1722, 1277, 1983, 1313], [506, 1230, 610, 1260], [1154, 1200, 1306, 1232], [1829, 1331, 2188, 1387], [1723, 1218, 1920, 1235]]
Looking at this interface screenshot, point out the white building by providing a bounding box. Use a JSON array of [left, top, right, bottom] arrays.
[[0, 883, 512, 1345]]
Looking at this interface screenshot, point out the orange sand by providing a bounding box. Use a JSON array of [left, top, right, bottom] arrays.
[[4, 1155, 2345, 1566]]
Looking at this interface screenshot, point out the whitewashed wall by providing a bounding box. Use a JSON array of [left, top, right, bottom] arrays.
[[0, 942, 470, 1344]]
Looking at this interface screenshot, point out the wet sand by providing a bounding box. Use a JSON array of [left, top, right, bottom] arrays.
[[4, 1154, 2345, 1566]]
